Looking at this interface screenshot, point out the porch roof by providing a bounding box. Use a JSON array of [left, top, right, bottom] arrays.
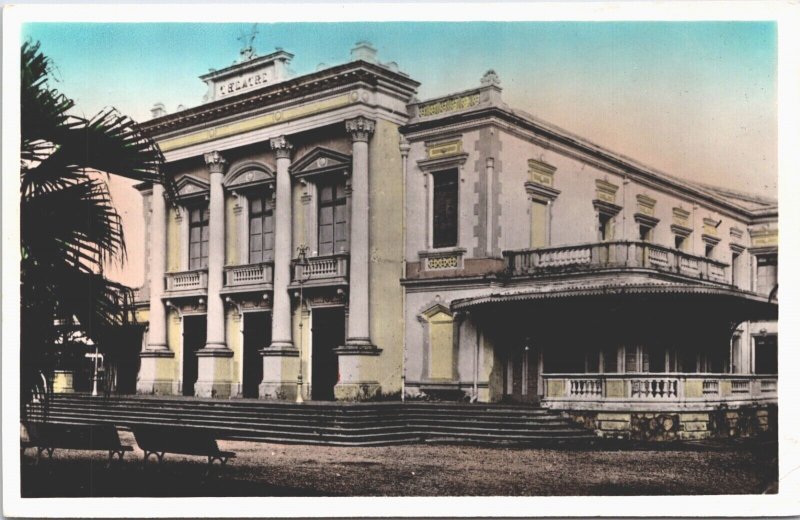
[[451, 279, 777, 319]]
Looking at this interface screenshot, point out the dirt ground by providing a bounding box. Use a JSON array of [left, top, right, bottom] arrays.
[[21, 431, 777, 497]]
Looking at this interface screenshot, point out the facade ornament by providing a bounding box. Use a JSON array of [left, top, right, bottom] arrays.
[[481, 69, 501, 86], [204, 150, 227, 174], [345, 117, 376, 143], [270, 135, 294, 159]]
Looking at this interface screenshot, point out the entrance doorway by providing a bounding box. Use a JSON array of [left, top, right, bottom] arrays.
[[182, 315, 206, 396], [242, 312, 270, 398], [311, 307, 344, 401], [504, 344, 539, 404]]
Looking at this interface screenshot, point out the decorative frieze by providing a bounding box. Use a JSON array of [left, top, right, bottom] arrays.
[[418, 93, 480, 118], [636, 194, 657, 217], [595, 179, 619, 205], [419, 248, 466, 272], [702, 218, 721, 237], [672, 207, 691, 228], [528, 159, 557, 189], [426, 139, 463, 160], [750, 227, 778, 248]]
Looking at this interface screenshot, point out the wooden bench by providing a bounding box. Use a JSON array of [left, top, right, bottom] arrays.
[[22, 422, 133, 466], [132, 425, 235, 472]]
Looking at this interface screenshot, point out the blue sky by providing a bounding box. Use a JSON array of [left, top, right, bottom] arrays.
[[21, 22, 777, 284]]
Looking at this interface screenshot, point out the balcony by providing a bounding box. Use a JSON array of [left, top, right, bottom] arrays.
[[542, 373, 777, 411], [290, 253, 349, 289], [165, 269, 208, 295], [222, 262, 274, 294], [504, 241, 729, 285]]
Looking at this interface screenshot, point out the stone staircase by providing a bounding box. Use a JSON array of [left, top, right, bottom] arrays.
[[27, 394, 597, 447]]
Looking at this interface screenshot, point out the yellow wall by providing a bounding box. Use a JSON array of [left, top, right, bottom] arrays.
[[166, 309, 182, 381], [531, 201, 548, 248], [368, 119, 405, 394], [225, 195, 238, 265], [429, 312, 454, 379], [226, 309, 242, 390], [166, 206, 181, 272]]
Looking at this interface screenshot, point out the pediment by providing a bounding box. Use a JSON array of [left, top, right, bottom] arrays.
[[289, 147, 351, 177], [420, 303, 453, 321], [224, 162, 274, 190], [175, 175, 209, 198]]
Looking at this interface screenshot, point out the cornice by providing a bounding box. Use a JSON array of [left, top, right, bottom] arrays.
[[142, 61, 419, 137]]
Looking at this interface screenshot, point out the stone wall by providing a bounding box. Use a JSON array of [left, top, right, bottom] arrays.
[[564, 405, 776, 441]]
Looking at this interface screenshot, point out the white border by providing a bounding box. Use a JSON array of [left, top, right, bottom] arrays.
[[4, 2, 800, 517]]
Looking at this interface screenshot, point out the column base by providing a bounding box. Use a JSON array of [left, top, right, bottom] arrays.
[[334, 344, 382, 401], [137, 350, 177, 395], [195, 349, 234, 398], [259, 348, 301, 400]]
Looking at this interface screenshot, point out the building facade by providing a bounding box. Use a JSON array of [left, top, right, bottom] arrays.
[[133, 42, 777, 436]]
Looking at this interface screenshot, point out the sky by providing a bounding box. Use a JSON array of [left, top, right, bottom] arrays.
[[20, 22, 778, 287]]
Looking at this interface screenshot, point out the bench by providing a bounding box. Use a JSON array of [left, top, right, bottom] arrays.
[[131, 425, 235, 472], [22, 422, 133, 466]]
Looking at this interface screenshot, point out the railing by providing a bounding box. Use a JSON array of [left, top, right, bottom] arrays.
[[504, 241, 730, 285], [165, 269, 208, 291], [292, 253, 349, 284], [542, 373, 777, 409], [630, 378, 679, 399], [224, 262, 273, 288], [569, 378, 602, 397]]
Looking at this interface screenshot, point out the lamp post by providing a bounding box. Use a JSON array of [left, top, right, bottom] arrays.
[[296, 244, 310, 403]]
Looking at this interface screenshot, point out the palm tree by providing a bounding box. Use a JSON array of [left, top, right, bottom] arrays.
[[20, 40, 175, 415]]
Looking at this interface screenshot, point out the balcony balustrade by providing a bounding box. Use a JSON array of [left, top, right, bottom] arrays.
[[291, 253, 349, 288], [504, 241, 730, 285], [165, 269, 208, 292], [543, 373, 777, 410], [223, 262, 274, 292]]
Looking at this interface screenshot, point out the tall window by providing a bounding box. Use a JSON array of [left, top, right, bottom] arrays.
[[433, 169, 459, 248], [249, 195, 274, 263], [598, 213, 613, 241], [318, 181, 348, 256], [756, 254, 777, 295], [731, 252, 741, 287], [188, 205, 209, 270]]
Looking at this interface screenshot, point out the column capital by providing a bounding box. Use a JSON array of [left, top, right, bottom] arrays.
[[399, 137, 411, 157], [204, 150, 227, 175], [345, 117, 376, 143], [270, 135, 294, 160]]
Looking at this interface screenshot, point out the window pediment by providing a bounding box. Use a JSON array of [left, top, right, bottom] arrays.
[[175, 175, 209, 200], [290, 147, 351, 179], [224, 162, 274, 190]]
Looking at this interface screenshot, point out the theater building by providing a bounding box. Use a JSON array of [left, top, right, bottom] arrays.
[[133, 41, 777, 435]]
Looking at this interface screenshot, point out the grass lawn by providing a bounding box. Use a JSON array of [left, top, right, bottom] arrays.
[[21, 432, 777, 497]]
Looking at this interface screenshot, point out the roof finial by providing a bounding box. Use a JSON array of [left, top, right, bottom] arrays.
[[237, 23, 259, 62]]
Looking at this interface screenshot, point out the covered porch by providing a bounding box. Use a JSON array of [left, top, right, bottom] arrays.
[[452, 279, 778, 411]]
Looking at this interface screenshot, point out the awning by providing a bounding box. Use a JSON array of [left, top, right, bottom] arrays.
[[451, 279, 777, 320]]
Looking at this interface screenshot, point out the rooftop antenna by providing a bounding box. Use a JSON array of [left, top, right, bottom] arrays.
[[237, 23, 259, 62]]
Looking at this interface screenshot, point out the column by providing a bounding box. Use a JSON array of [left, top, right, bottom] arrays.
[[137, 182, 176, 395], [260, 136, 300, 399], [194, 151, 234, 398], [335, 117, 381, 400]]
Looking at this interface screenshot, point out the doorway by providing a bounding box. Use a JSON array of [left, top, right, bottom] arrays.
[[311, 307, 344, 401], [182, 315, 206, 396], [242, 312, 270, 398], [504, 344, 539, 404]]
